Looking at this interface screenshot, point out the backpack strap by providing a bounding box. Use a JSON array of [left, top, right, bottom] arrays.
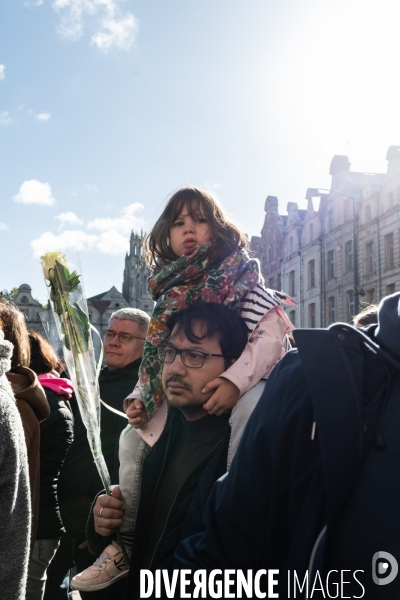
[[294, 324, 366, 524]]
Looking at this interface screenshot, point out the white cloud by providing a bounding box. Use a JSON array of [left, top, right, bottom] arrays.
[[54, 212, 84, 227], [25, 0, 44, 6], [88, 202, 145, 235], [31, 228, 129, 257], [96, 230, 129, 254], [0, 222, 9, 231], [31, 202, 143, 258], [86, 184, 97, 192], [91, 13, 138, 51], [52, 0, 138, 51], [34, 112, 51, 121], [204, 182, 222, 192], [0, 65, 5, 80], [14, 180, 55, 206], [0, 111, 12, 126], [31, 230, 98, 257]]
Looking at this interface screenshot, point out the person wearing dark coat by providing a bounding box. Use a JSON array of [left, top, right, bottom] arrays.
[[45, 307, 149, 598], [75, 303, 250, 599], [25, 331, 74, 600], [175, 292, 400, 599]]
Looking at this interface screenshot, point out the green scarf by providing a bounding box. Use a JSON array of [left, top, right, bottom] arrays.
[[139, 244, 262, 413]]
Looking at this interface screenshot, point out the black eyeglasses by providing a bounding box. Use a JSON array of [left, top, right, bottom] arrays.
[[104, 330, 146, 344], [158, 345, 231, 369]]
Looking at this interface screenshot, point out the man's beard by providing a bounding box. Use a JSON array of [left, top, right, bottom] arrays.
[[164, 376, 205, 416], [164, 375, 192, 395]]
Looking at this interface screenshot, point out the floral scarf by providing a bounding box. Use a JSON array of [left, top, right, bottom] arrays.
[[139, 243, 262, 413]]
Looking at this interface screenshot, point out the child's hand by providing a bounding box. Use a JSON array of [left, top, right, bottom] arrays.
[[202, 377, 239, 416], [126, 400, 149, 429]]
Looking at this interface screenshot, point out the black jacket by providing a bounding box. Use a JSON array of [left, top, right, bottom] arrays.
[[175, 294, 400, 599], [37, 387, 74, 539], [58, 359, 141, 541], [87, 407, 231, 599]]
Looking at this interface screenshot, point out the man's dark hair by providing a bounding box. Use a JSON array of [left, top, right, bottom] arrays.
[[166, 302, 248, 369]]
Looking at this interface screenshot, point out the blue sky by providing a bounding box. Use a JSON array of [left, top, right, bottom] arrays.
[[1, 0, 399, 304]]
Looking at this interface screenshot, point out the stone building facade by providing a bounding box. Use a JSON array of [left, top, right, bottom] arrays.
[[122, 232, 154, 315], [87, 286, 132, 340], [13, 284, 46, 337], [258, 146, 400, 327], [87, 232, 154, 349]]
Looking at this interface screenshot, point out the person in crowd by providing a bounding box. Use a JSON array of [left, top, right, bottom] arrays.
[[77, 186, 295, 587], [353, 302, 378, 328], [25, 331, 74, 600], [71, 302, 258, 597], [0, 302, 50, 551], [175, 293, 400, 598], [0, 326, 31, 600], [52, 308, 149, 585]]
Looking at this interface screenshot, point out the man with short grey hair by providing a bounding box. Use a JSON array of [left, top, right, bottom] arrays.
[[47, 308, 150, 597], [111, 307, 150, 329], [103, 308, 150, 371]]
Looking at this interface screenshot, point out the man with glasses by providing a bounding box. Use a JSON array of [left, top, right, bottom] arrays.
[[73, 302, 251, 597], [48, 308, 150, 597]]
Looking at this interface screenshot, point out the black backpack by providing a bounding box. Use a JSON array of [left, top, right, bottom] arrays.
[[294, 322, 400, 599]]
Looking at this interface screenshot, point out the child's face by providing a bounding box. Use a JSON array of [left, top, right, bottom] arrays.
[[169, 204, 212, 257]]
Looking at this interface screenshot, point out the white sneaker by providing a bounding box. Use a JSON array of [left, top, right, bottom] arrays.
[[70, 541, 130, 592]]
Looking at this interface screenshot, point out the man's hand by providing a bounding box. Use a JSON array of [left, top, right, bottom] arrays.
[[202, 377, 240, 416], [94, 487, 125, 537], [126, 399, 149, 429]]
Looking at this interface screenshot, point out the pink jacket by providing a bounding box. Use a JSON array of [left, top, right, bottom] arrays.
[[222, 305, 294, 396]]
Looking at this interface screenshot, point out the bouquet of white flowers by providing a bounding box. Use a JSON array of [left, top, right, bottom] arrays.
[[40, 251, 129, 566]]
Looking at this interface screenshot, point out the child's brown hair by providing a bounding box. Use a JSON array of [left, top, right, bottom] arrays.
[[145, 186, 247, 267]]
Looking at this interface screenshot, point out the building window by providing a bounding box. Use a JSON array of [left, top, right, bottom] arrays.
[[386, 283, 395, 296], [36, 313, 41, 322], [365, 205, 371, 223], [343, 199, 351, 222], [345, 240, 353, 272], [268, 247, 273, 264], [289, 310, 296, 327], [21, 296, 28, 304], [289, 270, 296, 297], [327, 250, 335, 279], [268, 277, 274, 289], [308, 303, 316, 328], [289, 237, 293, 254], [328, 210, 334, 232], [276, 273, 281, 291], [346, 290, 355, 321], [309, 223, 314, 243], [366, 289, 375, 304], [366, 242, 374, 274], [308, 259, 315, 289], [328, 297, 336, 324], [385, 232, 394, 268], [388, 191, 394, 210]]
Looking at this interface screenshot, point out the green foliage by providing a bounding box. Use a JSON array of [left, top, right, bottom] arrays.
[[60, 264, 80, 293], [1, 287, 18, 301]]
